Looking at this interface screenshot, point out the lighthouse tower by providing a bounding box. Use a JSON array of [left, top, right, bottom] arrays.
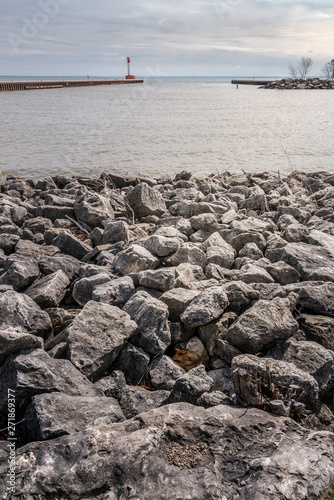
[[125, 57, 135, 80]]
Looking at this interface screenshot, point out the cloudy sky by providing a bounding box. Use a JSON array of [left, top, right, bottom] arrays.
[[1, 0, 333, 77]]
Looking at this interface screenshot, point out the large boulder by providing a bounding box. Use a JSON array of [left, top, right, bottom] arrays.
[[24, 393, 124, 441], [113, 244, 159, 275], [92, 276, 135, 306], [66, 301, 137, 380], [72, 273, 111, 306], [0, 289, 52, 337], [125, 183, 166, 219], [0, 256, 40, 290], [180, 286, 229, 327], [123, 291, 171, 356], [144, 235, 180, 257], [74, 193, 114, 228], [25, 270, 70, 308], [0, 331, 43, 364], [160, 288, 201, 321], [226, 297, 299, 353], [53, 232, 92, 260], [137, 268, 176, 291], [285, 281, 334, 316]]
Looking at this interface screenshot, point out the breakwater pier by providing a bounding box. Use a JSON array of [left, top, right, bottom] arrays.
[[231, 79, 274, 85], [0, 79, 144, 92]]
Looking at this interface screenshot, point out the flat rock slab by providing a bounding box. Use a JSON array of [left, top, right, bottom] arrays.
[[2, 403, 334, 500], [66, 301, 138, 380], [24, 393, 124, 441]]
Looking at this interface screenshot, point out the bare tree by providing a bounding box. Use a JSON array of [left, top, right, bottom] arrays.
[[288, 57, 313, 79], [321, 59, 334, 79]]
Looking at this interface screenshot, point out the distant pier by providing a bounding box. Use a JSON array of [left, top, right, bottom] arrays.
[[231, 79, 275, 86], [0, 79, 144, 92]]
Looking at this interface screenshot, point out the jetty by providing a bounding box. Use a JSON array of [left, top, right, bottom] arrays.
[[0, 79, 143, 92], [231, 79, 274, 85]]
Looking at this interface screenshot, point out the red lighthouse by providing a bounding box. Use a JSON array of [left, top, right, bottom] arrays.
[[125, 57, 135, 80]]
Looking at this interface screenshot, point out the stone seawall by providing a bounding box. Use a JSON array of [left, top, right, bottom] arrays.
[[260, 77, 334, 89], [0, 169, 334, 499]]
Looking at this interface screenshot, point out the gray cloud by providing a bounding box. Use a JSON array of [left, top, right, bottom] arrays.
[[0, 0, 333, 76]]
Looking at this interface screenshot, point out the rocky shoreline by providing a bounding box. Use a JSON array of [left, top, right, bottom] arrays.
[[260, 77, 334, 89], [0, 169, 334, 499]]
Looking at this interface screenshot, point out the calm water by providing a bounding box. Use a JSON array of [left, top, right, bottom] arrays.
[[0, 77, 333, 180]]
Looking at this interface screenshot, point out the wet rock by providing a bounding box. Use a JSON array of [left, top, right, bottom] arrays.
[[149, 355, 186, 390], [25, 270, 70, 308], [285, 281, 334, 316], [164, 365, 213, 404], [113, 343, 150, 386], [0, 289, 52, 337], [123, 291, 170, 356], [180, 286, 229, 327], [113, 244, 159, 275], [0, 331, 43, 364], [92, 276, 135, 306], [226, 297, 298, 353], [72, 273, 111, 306], [160, 288, 201, 321], [138, 268, 176, 291], [66, 301, 137, 380], [24, 393, 124, 441], [74, 193, 114, 228], [144, 234, 180, 256], [232, 354, 319, 412], [53, 231, 92, 260], [119, 386, 169, 419], [126, 182, 166, 219]]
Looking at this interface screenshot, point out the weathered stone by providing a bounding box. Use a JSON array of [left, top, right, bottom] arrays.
[[160, 288, 201, 321], [222, 281, 259, 313], [154, 225, 188, 242], [174, 263, 206, 288], [53, 231, 92, 260], [119, 386, 169, 419], [266, 261, 300, 285], [36, 205, 75, 222], [74, 193, 114, 228], [169, 243, 207, 269], [0, 233, 20, 254], [216, 339, 243, 364], [180, 286, 229, 327], [24, 393, 124, 441], [232, 354, 319, 412], [39, 254, 81, 280], [94, 370, 126, 399], [66, 301, 137, 380], [113, 244, 159, 275], [164, 365, 213, 404], [0, 289, 52, 337], [92, 276, 135, 306], [0, 331, 43, 364], [299, 314, 334, 351], [113, 343, 150, 386], [170, 322, 196, 344], [206, 245, 235, 269], [144, 234, 180, 256], [189, 213, 219, 233], [226, 297, 298, 353], [0, 348, 100, 426], [176, 335, 210, 365], [238, 242, 263, 260], [0, 256, 40, 290], [149, 355, 186, 390], [126, 183, 166, 219], [138, 268, 176, 291], [123, 291, 170, 356], [238, 263, 275, 284], [284, 281, 334, 316], [25, 270, 70, 308], [196, 390, 231, 408], [72, 273, 111, 306], [103, 219, 129, 244], [252, 282, 287, 300]]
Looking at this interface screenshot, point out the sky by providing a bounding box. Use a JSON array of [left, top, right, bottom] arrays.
[[0, 0, 333, 77]]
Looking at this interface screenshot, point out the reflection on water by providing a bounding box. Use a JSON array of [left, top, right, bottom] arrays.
[[0, 78, 333, 179]]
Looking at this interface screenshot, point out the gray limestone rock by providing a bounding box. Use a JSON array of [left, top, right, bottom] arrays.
[[123, 291, 171, 356], [169, 243, 207, 269], [284, 281, 334, 316], [53, 231, 92, 260], [266, 261, 301, 285], [119, 386, 169, 419], [0, 330, 43, 364], [160, 288, 201, 321], [25, 270, 70, 308], [103, 219, 130, 244], [113, 343, 150, 386], [144, 234, 181, 256], [66, 301, 137, 380], [94, 370, 126, 400], [164, 365, 213, 404], [0, 289, 52, 337], [299, 314, 334, 351], [39, 253, 81, 281], [0, 255, 40, 290], [137, 268, 176, 291], [238, 263, 275, 284], [174, 263, 206, 288], [180, 286, 229, 327], [92, 276, 135, 306], [125, 182, 167, 219], [74, 193, 115, 228], [149, 355, 186, 390], [222, 281, 259, 313], [72, 273, 111, 306], [189, 213, 219, 233], [113, 244, 159, 275], [238, 242, 264, 260], [226, 297, 299, 354], [0, 233, 20, 254], [24, 393, 124, 441]]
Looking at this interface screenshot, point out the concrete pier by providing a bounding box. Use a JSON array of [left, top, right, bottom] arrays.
[[231, 79, 275, 86], [0, 79, 144, 92]]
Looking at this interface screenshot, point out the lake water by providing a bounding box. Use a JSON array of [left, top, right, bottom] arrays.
[[0, 77, 333, 180]]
